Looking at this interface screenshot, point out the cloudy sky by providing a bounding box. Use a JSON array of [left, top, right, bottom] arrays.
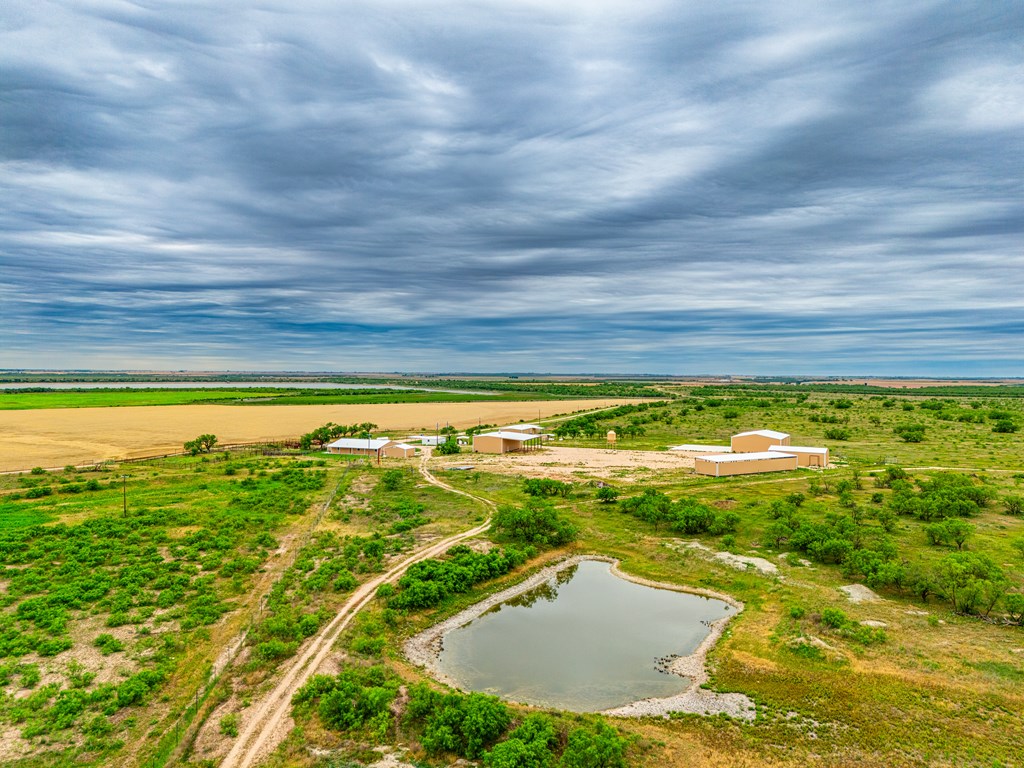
[[1, 1, 1022, 375]]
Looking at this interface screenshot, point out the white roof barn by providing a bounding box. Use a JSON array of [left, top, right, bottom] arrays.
[[326, 437, 392, 451], [733, 430, 790, 440]]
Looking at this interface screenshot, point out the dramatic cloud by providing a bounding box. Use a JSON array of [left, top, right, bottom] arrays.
[[1, 0, 1021, 374]]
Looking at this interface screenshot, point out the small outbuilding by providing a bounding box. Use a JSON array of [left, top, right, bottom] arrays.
[[694, 451, 799, 477], [415, 435, 447, 446], [473, 431, 543, 454], [383, 442, 417, 459], [326, 437, 393, 459], [769, 444, 828, 467], [730, 429, 791, 453]]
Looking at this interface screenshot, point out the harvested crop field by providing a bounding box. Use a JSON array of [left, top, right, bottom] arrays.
[[0, 400, 638, 472]]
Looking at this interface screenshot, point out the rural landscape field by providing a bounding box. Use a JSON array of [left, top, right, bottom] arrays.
[[0, 398, 640, 473], [1, 379, 1023, 768], [4, 2, 1020, 767]]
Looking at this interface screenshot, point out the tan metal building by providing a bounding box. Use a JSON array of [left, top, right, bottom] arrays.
[[326, 437, 393, 459], [669, 444, 732, 453], [730, 429, 791, 453], [500, 423, 544, 435], [382, 442, 417, 459], [473, 431, 543, 454], [694, 451, 799, 477], [769, 444, 828, 467]]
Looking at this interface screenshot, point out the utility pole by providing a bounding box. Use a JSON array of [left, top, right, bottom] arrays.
[[121, 474, 127, 517]]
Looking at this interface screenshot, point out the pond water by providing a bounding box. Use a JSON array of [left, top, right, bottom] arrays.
[[435, 559, 736, 712]]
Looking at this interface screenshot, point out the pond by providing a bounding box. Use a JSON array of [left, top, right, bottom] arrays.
[[432, 559, 736, 712]]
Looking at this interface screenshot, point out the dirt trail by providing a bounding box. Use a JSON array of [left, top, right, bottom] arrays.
[[219, 449, 494, 768]]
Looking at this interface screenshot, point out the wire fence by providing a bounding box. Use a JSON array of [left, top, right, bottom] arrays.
[[140, 454, 352, 767]]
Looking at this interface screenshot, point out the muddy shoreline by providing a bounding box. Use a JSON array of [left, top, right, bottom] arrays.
[[403, 555, 755, 719]]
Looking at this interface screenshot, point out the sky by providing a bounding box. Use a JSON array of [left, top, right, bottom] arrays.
[[1, 1, 1022, 376]]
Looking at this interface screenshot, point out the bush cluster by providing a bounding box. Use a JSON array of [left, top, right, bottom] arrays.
[[492, 499, 579, 547], [294, 668, 630, 767], [618, 488, 739, 536], [388, 545, 527, 610]]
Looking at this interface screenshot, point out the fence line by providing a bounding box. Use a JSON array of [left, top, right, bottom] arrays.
[[143, 454, 351, 767]]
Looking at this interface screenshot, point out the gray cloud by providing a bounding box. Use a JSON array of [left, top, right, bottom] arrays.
[[1, 1, 1022, 374]]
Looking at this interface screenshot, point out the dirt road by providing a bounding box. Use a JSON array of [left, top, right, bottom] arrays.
[[219, 449, 495, 768]]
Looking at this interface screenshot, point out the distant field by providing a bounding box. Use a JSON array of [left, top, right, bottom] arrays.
[[0, 388, 531, 410], [0, 399, 640, 472]]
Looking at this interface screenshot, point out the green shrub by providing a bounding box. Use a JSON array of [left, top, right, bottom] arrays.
[[1004, 496, 1024, 516], [492, 499, 577, 547], [560, 722, 628, 768], [420, 692, 511, 759], [378, 469, 406, 491], [220, 713, 239, 737], [94, 634, 124, 655], [435, 439, 461, 455], [484, 714, 557, 768], [820, 608, 848, 629], [824, 428, 851, 441], [523, 478, 573, 498], [894, 423, 926, 442]]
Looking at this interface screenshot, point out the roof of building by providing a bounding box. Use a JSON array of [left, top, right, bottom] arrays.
[[475, 431, 541, 442], [501, 423, 542, 431], [769, 445, 828, 454], [327, 437, 392, 450], [696, 451, 797, 463], [390, 442, 416, 450], [733, 429, 790, 440], [670, 444, 733, 453]]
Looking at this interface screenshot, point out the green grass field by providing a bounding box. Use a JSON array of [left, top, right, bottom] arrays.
[[0, 388, 520, 410], [0, 379, 666, 410]]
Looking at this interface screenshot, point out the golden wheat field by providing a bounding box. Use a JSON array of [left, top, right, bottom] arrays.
[[0, 400, 639, 472]]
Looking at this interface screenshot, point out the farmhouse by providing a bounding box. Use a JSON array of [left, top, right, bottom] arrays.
[[694, 451, 799, 477], [326, 437, 393, 459], [730, 429, 791, 453], [769, 444, 829, 467], [473, 431, 543, 454]]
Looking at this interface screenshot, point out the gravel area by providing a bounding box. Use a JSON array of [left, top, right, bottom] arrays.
[[840, 584, 882, 603], [673, 540, 780, 577], [404, 555, 755, 721], [433, 446, 696, 481]]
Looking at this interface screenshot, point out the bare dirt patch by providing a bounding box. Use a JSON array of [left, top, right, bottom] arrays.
[[0, 400, 640, 472], [435, 446, 695, 482]]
